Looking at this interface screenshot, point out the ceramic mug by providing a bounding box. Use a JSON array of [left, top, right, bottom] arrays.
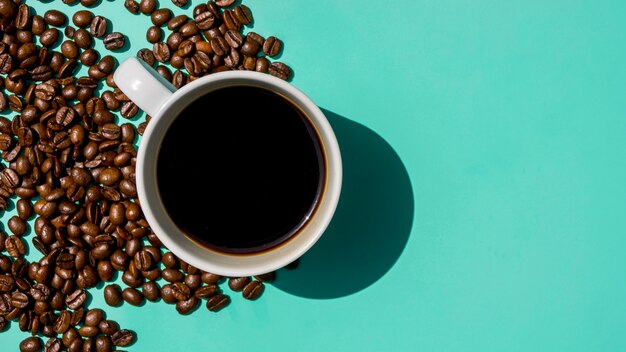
[[113, 57, 342, 277]]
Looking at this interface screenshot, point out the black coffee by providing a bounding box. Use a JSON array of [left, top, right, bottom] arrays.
[[157, 86, 325, 254]]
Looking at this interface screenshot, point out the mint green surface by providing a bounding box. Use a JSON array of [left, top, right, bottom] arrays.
[[2, 0, 626, 351]]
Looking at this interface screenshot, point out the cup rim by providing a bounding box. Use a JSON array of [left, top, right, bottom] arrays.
[[136, 70, 343, 277]]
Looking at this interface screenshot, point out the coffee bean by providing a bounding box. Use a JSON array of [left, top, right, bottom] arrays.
[[44, 10, 67, 27], [206, 293, 230, 312], [103, 284, 122, 306], [73, 28, 93, 49], [228, 276, 250, 291], [234, 5, 253, 25], [240, 39, 259, 56], [121, 287, 143, 306], [39, 28, 60, 47], [167, 14, 188, 31], [53, 310, 71, 334], [11, 291, 29, 308], [19, 336, 42, 352], [222, 9, 240, 31], [90, 16, 107, 38], [112, 329, 134, 347], [176, 297, 198, 315], [124, 0, 140, 14], [201, 272, 221, 284], [134, 249, 153, 271], [162, 268, 184, 283], [146, 26, 163, 44], [8, 215, 27, 236], [103, 32, 125, 51], [72, 10, 93, 28], [242, 280, 265, 300], [60, 40, 79, 59], [120, 101, 139, 118], [194, 284, 217, 299], [84, 308, 105, 327], [269, 61, 292, 80], [171, 282, 191, 301], [153, 42, 170, 62], [139, 0, 157, 15], [65, 289, 87, 310], [78, 325, 99, 338], [195, 11, 215, 31], [224, 30, 242, 49], [44, 337, 62, 352], [151, 8, 172, 26], [6, 235, 25, 257], [263, 36, 282, 57]]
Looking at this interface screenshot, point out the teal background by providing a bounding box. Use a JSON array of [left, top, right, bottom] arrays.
[[2, 0, 626, 351]]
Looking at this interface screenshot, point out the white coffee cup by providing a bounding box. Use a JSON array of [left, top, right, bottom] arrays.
[[113, 57, 342, 277]]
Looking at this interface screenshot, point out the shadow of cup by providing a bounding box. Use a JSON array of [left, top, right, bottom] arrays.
[[273, 109, 414, 299]]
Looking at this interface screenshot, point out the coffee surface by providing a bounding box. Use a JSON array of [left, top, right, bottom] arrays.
[[157, 86, 325, 253]]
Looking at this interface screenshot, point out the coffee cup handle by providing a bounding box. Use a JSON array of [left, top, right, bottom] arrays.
[[113, 57, 177, 117]]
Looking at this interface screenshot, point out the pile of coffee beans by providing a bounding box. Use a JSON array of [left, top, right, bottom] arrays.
[[0, 0, 296, 351]]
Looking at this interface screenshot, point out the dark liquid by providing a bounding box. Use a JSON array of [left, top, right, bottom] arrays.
[[156, 86, 325, 254]]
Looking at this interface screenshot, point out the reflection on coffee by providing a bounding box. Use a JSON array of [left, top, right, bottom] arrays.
[[157, 86, 326, 254]]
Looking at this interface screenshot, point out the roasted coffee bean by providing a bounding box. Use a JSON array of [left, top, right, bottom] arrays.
[[65, 289, 87, 310], [19, 336, 43, 352], [80, 48, 99, 66], [98, 319, 119, 336], [11, 291, 29, 308], [210, 36, 228, 56], [111, 329, 134, 347], [61, 40, 79, 59], [146, 26, 163, 43], [39, 28, 60, 47], [160, 284, 177, 304], [124, 0, 139, 13], [73, 10, 93, 28], [64, 25, 76, 38], [222, 9, 240, 31], [171, 282, 191, 301], [240, 39, 259, 56], [263, 36, 282, 57], [269, 61, 292, 80], [167, 14, 188, 31], [44, 337, 62, 352], [97, 260, 113, 282], [139, 0, 157, 14], [137, 48, 155, 66], [153, 42, 170, 62], [179, 21, 199, 38], [228, 276, 250, 291], [133, 249, 153, 271], [152, 8, 172, 26], [120, 101, 138, 118], [195, 10, 215, 31], [121, 287, 143, 306], [90, 16, 107, 38], [161, 268, 183, 283], [194, 284, 217, 299], [84, 308, 105, 327], [242, 280, 264, 300], [103, 32, 125, 51], [224, 29, 242, 49], [78, 325, 99, 338], [176, 297, 198, 315], [141, 281, 160, 301], [206, 293, 230, 312], [44, 9, 67, 27], [53, 310, 71, 334], [6, 236, 25, 257], [73, 28, 92, 49], [8, 216, 27, 236], [104, 284, 122, 306], [234, 4, 253, 25], [201, 272, 221, 285], [161, 252, 178, 268]]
